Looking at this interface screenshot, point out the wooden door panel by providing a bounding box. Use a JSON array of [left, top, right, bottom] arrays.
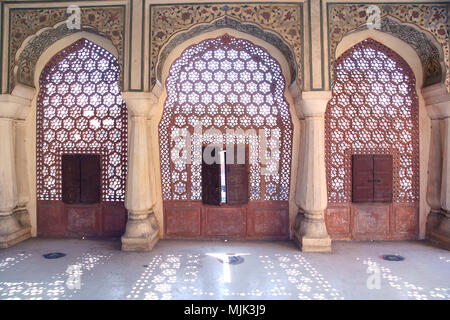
[[165, 207, 201, 236], [204, 207, 245, 237], [352, 154, 374, 203], [226, 144, 249, 205], [80, 155, 101, 204], [373, 154, 393, 202], [353, 204, 390, 238], [163, 200, 289, 240], [202, 146, 221, 205], [66, 206, 98, 234], [40, 154, 126, 238], [62, 155, 81, 204]]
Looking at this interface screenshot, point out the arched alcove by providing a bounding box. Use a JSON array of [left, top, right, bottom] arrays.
[[30, 37, 128, 237], [325, 38, 422, 240], [156, 34, 296, 239]]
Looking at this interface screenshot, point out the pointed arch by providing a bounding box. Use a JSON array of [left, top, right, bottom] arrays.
[[35, 38, 128, 237], [325, 38, 421, 240]]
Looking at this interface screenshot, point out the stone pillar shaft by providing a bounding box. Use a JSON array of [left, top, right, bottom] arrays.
[[125, 115, 152, 213], [121, 92, 160, 251], [424, 84, 450, 250], [441, 117, 450, 211], [293, 91, 331, 252], [0, 118, 18, 214], [426, 119, 442, 212], [0, 89, 33, 248]]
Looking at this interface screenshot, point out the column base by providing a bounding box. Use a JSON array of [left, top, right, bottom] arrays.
[[292, 210, 331, 252], [121, 211, 160, 251], [426, 210, 450, 250], [0, 209, 31, 249]]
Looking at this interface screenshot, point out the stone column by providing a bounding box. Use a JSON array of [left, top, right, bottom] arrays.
[[0, 88, 32, 248], [426, 117, 442, 213], [293, 91, 331, 252], [424, 83, 450, 250], [121, 92, 160, 251]]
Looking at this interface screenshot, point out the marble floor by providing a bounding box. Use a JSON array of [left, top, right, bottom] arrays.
[[0, 238, 449, 300]]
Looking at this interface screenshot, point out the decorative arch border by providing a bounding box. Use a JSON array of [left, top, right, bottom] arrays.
[[32, 32, 119, 90], [149, 3, 303, 89], [335, 29, 424, 91], [15, 22, 117, 90], [7, 5, 126, 92], [348, 16, 444, 87], [156, 16, 297, 87], [327, 3, 449, 91]]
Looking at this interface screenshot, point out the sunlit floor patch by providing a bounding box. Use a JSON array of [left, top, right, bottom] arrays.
[[260, 254, 343, 300], [126, 252, 343, 300], [361, 257, 450, 300], [0, 251, 113, 300], [1, 239, 449, 300], [127, 254, 202, 300], [0, 253, 32, 272]]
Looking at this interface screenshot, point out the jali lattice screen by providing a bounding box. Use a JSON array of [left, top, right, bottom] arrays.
[[159, 35, 293, 201], [37, 38, 127, 202], [325, 38, 419, 204]]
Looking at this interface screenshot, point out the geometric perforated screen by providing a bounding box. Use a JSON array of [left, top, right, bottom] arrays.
[[159, 35, 293, 201], [325, 38, 419, 204], [36, 38, 127, 202]]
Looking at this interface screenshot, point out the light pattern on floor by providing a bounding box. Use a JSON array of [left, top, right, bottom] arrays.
[[127, 254, 203, 300], [362, 258, 450, 300], [0, 253, 32, 272], [127, 253, 343, 300], [440, 256, 450, 263], [261, 254, 343, 300], [0, 252, 112, 300]]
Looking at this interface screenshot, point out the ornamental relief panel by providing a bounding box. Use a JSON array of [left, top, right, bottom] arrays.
[[328, 3, 449, 91], [9, 6, 126, 91], [150, 3, 303, 89]]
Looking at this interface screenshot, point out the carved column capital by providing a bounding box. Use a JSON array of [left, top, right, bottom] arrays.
[[423, 84, 450, 120], [297, 91, 331, 119]]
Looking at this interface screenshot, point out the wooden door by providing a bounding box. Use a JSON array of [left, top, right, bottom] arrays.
[[62, 155, 81, 204], [352, 154, 393, 203], [39, 154, 127, 237], [373, 154, 393, 203], [62, 154, 100, 204], [352, 154, 374, 203], [80, 155, 101, 204], [202, 146, 221, 205], [226, 144, 249, 205]]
